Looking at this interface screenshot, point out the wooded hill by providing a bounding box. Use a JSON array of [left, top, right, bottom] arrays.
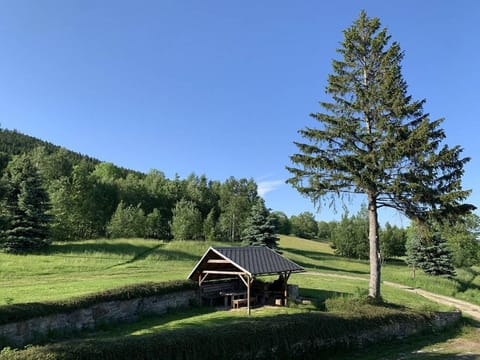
[[0, 128, 260, 242]]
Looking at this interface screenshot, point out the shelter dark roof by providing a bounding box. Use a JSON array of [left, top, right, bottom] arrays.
[[188, 246, 304, 280]]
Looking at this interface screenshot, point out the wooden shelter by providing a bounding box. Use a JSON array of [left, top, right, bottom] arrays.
[[187, 246, 305, 314]]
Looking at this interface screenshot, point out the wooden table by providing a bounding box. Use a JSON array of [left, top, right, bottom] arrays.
[[220, 291, 247, 308]]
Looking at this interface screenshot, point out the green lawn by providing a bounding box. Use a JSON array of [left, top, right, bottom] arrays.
[[1, 235, 477, 358], [281, 236, 480, 306], [0, 239, 211, 305], [1, 235, 478, 307]]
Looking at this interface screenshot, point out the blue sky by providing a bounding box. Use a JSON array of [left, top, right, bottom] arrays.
[[0, 1, 478, 226]]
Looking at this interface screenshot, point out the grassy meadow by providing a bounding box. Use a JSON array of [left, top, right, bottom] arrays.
[[0, 239, 209, 305], [281, 236, 480, 306], [1, 235, 479, 359], [0, 235, 478, 308]]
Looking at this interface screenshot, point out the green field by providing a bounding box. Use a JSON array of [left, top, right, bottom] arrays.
[[0, 239, 209, 305], [281, 236, 480, 306], [1, 236, 478, 307], [1, 235, 479, 359]]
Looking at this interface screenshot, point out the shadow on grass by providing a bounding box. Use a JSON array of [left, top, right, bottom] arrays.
[[89, 306, 220, 338], [455, 267, 480, 294], [44, 242, 199, 263], [46, 242, 157, 257], [282, 247, 369, 275]]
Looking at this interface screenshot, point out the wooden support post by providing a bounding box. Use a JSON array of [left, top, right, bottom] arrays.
[[247, 275, 251, 315], [283, 272, 291, 306]]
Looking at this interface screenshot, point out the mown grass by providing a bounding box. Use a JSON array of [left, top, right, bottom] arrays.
[[0, 239, 212, 305], [280, 235, 480, 306], [1, 235, 478, 307], [0, 235, 475, 359]]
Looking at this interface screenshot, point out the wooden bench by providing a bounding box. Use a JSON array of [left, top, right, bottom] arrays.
[[232, 297, 256, 309], [201, 281, 236, 305]]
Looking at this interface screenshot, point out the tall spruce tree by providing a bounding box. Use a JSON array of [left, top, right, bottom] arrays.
[[287, 11, 473, 299], [241, 198, 278, 249], [0, 156, 51, 252]]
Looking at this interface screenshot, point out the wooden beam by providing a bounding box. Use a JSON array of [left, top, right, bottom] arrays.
[[203, 270, 246, 275], [207, 259, 230, 263], [237, 274, 249, 287], [199, 272, 209, 286]]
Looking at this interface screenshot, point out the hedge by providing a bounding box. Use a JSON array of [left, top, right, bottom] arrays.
[[0, 305, 438, 360], [0, 280, 197, 326]]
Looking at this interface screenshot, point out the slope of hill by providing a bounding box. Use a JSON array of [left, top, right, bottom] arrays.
[[0, 127, 261, 243]]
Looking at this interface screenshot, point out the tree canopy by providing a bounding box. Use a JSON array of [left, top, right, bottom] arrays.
[[0, 128, 262, 243]]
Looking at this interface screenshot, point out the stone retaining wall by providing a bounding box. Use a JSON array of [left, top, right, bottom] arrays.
[[295, 310, 462, 352], [0, 290, 197, 347]]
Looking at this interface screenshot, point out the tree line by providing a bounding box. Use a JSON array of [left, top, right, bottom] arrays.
[[0, 128, 281, 251], [275, 205, 479, 276]]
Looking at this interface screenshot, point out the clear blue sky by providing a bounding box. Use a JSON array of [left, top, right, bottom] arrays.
[[0, 1, 478, 226]]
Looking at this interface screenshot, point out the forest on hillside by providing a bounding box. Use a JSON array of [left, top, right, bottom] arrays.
[[0, 128, 262, 243], [0, 128, 478, 270]]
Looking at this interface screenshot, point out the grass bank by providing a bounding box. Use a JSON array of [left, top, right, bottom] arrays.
[[0, 303, 451, 360]]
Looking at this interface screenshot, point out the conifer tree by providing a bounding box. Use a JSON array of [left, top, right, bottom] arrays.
[[416, 233, 456, 278], [0, 156, 51, 252], [406, 221, 456, 278], [287, 11, 473, 299], [241, 198, 278, 249], [405, 232, 423, 279]]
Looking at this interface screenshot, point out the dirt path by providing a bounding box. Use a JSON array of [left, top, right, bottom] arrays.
[[303, 271, 480, 320]]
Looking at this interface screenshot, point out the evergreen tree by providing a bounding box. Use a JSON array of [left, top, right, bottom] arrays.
[[406, 221, 456, 278], [287, 11, 473, 299], [416, 233, 456, 278], [241, 198, 278, 249], [317, 221, 334, 242], [0, 156, 51, 252], [405, 232, 423, 279]]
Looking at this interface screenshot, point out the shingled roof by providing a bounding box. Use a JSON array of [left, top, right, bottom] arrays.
[[188, 246, 304, 280]]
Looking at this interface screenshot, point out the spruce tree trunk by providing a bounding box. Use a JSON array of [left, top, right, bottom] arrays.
[[368, 191, 381, 299]]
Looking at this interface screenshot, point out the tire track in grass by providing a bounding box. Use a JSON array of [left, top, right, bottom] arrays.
[[105, 244, 163, 269]]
